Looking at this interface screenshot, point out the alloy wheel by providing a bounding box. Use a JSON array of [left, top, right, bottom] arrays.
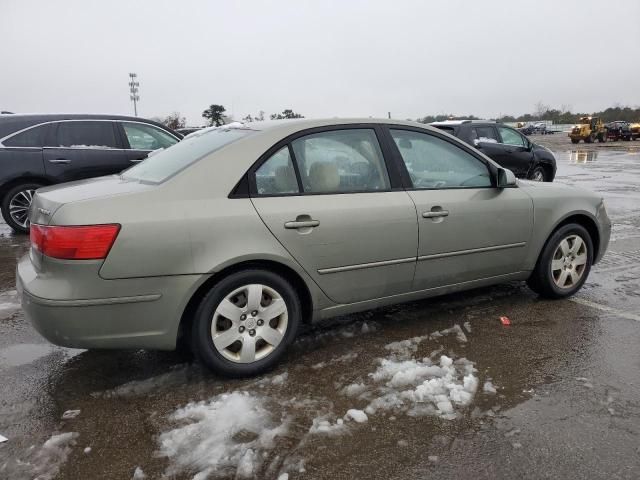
[[210, 283, 288, 363], [531, 169, 545, 182], [551, 235, 588, 289], [9, 189, 36, 229]]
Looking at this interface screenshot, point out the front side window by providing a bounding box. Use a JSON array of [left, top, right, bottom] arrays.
[[497, 127, 526, 147], [255, 147, 299, 195], [290, 129, 390, 194], [55, 121, 118, 149], [122, 122, 178, 150], [3, 124, 48, 147], [391, 129, 492, 189], [122, 127, 253, 184]]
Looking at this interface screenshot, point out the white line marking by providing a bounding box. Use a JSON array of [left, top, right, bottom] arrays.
[[570, 297, 640, 322]]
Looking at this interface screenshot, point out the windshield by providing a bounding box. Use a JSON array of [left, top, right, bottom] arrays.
[[122, 127, 255, 183]]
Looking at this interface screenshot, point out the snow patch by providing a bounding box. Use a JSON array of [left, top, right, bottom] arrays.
[[341, 382, 367, 397], [131, 466, 146, 479], [344, 409, 368, 423], [308, 416, 345, 435], [158, 391, 288, 479], [483, 381, 497, 394], [365, 354, 478, 418], [31, 432, 79, 480]]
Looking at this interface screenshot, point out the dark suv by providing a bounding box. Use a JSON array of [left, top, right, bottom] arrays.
[[0, 114, 181, 232], [431, 120, 556, 182]]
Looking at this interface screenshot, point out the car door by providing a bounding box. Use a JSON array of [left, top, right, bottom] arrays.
[[386, 127, 533, 291], [117, 121, 180, 166], [250, 126, 418, 305], [494, 126, 534, 177], [43, 121, 128, 182]]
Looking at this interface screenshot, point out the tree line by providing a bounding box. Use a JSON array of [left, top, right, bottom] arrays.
[[154, 105, 305, 129], [417, 103, 640, 125]]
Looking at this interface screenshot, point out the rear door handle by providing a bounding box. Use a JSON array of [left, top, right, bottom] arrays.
[[422, 210, 449, 218], [48, 159, 71, 164], [284, 220, 320, 229], [130, 158, 145, 163]]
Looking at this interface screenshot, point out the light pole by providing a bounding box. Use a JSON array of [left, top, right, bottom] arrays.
[[128, 73, 140, 116]]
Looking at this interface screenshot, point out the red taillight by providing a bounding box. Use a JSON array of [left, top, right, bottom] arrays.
[[30, 224, 121, 260]]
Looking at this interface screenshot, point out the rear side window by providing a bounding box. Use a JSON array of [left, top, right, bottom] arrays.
[[3, 124, 48, 147], [471, 126, 499, 144], [255, 147, 300, 195], [122, 122, 178, 150], [290, 129, 390, 193], [122, 127, 254, 184], [55, 121, 118, 149]]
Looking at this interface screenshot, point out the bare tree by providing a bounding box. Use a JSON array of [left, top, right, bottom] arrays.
[[162, 112, 186, 130]]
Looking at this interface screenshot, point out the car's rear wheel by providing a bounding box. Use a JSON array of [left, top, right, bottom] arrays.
[[191, 269, 301, 377], [529, 166, 546, 182], [1, 183, 43, 234], [527, 224, 593, 299]]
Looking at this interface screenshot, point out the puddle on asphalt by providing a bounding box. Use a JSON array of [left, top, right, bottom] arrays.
[[0, 343, 84, 368], [0, 343, 55, 367], [568, 150, 598, 163]]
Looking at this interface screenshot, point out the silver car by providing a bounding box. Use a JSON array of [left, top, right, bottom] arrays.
[[17, 119, 612, 377]]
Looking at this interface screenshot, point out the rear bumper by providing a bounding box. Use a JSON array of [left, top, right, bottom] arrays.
[[17, 254, 204, 350]]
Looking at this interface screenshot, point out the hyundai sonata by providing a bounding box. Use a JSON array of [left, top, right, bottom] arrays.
[[17, 119, 611, 377]]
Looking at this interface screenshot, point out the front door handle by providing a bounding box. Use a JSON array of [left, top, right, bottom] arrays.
[[130, 158, 145, 163], [422, 210, 449, 218], [284, 220, 320, 229], [48, 159, 71, 164]]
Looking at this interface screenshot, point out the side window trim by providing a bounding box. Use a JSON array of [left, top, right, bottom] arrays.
[[246, 124, 402, 198], [383, 126, 497, 190]]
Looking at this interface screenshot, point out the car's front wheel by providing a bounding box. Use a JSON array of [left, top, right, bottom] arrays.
[[1, 182, 44, 234], [529, 166, 547, 182], [191, 269, 301, 377], [527, 224, 593, 299]]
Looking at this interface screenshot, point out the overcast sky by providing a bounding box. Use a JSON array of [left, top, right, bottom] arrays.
[[2, 0, 639, 125]]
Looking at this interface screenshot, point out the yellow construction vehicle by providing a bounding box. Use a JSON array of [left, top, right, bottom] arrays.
[[568, 116, 607, 144]]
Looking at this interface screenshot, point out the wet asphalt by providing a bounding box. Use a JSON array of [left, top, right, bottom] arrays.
[[1, 136, 639, 480]]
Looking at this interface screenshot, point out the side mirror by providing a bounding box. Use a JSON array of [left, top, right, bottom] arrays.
[[497, 167, 516, 188]]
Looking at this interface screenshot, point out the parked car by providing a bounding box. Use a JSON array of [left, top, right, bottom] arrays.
[[176, 127, 203, 136], [605, 121, 633, 141], [431, 120, 557, 182], [18, 119, 611, 377], [0, 114, 181, 232]]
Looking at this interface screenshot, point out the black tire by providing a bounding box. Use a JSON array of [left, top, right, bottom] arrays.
[[598, 134, 607, 143], [1, 182, 44, 234], [529, 166, 547, 182], [527, 224, 593, 299], [570, 139, 580, 144], [191, 269, 301, 377]]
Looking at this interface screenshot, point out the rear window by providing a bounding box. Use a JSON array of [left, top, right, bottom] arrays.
[[122, 127, 254, 184], [432, 125, 457, 135]]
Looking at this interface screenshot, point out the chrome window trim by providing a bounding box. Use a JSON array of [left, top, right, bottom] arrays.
[[0, 119, 180, 148]]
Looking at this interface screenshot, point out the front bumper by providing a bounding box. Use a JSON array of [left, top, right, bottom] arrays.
[[17, 254, 204, 350]]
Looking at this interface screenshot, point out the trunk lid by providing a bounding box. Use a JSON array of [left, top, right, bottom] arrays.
[[29, 175, 153, 225]]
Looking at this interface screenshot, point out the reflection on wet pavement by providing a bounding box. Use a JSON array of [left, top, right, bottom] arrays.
[[1, 146, 639, 479]]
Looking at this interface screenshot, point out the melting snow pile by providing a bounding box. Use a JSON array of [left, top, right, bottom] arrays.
[[339, 324, 481, 419], [30, 432, 79, 480], [158, 391, 288, 479], [365, 354, 478, 419]]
